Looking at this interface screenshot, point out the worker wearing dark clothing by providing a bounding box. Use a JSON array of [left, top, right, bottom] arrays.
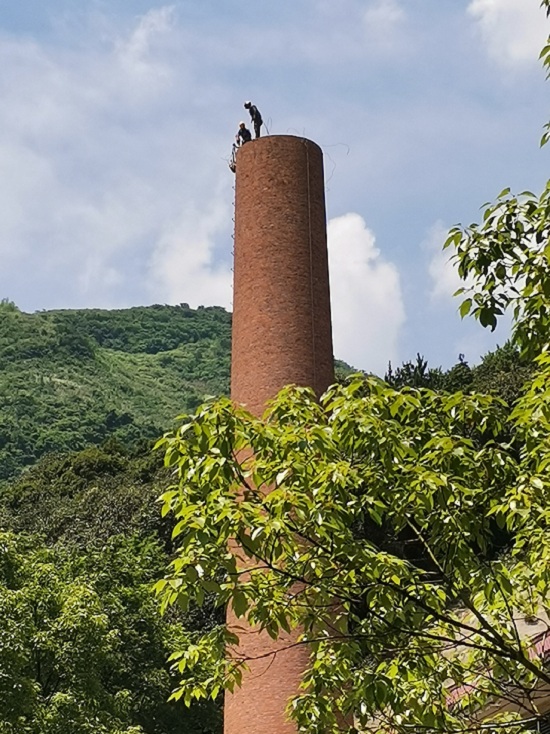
[[236, 122, 252, 146], [244, 101, 262, 138]]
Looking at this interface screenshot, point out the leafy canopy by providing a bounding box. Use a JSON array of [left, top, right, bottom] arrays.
[[0, 532, 172, 734], [156, 370, 550, 733], [0, 444, 221, 734]]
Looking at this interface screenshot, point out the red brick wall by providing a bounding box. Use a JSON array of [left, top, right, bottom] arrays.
[[231, 135, 334, 415], [226, 136, 334, 734]]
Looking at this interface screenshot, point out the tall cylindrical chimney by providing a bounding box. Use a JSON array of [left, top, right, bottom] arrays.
[[231, 135, 334, 414], [226, 135, 334, 734]]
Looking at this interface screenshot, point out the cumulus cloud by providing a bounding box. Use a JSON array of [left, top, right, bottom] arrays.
[[0, 7, 233, 311], [148, 198, 232, 309], [424, 221, 463, 302], [467, 0, 548, 68], [327, 213, 405, 375]]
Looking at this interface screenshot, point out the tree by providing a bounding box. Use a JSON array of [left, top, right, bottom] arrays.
[[155, 368, 550, 734], [0, 531, 220, 734], [155, 4, 550, 732], [386, 353, 446, 390]]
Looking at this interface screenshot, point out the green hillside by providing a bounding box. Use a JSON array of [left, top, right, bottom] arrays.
[[0, 300, 234, 732], [0, 300, 231, 481], [0, 297, 530, 483]]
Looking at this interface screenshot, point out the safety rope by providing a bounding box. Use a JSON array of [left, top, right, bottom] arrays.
[[304, 139, 318, 392]]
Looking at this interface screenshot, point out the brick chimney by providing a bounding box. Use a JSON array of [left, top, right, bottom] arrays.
[[226, 135, 335, 734]]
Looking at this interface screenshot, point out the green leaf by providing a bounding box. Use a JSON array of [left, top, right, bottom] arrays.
[[459, 298, 473, 318], [232, 591, 248, 618]]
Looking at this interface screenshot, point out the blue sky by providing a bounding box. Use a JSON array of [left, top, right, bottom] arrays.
[[0, 0, 548, 374]]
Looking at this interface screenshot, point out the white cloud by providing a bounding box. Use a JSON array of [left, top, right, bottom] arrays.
[[115, 6, 175, 80], [148, 198, 232, 309], [424, 221, 463, 302], [327, 213, 405, 374], [0, 7, 234, 311], [467, 0, 548, 68]]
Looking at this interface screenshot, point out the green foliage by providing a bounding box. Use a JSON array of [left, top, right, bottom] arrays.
[[0, 440, 221, 734], [472, 342, 534, 406], [0, 442, 169, 549], [158, 379, 550, 733], [334, 358, 356, 382], [386, 353, 446, 390], [388, 345, 534, 407], [0, 298, 19, 313], [0, 305, 231, 481], [447, 181, 550, 358], [54, 304, 231, 355], [0, 531, 221, 734]]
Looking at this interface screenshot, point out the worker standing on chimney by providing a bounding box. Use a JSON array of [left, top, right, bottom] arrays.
[[244, 101, 263, 138]]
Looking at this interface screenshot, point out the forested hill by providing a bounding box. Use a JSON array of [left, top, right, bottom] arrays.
[[0, 300, 231, 481], [0, 297, 531, 484], [0, 298, 534, 734]]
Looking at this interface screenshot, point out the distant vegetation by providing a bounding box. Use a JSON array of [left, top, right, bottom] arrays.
[[0, 300, 533, 732], [0, 302, 231, 481], [385, 343, 533, 404], [1, 299, 529, 484], [0, 304, 233, 730]]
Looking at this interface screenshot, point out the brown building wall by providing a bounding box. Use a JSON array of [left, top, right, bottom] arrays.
[[226, 135, 334, 734]]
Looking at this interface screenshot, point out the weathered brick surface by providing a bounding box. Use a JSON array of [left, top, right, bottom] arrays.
[[226, 136, 334, 734], [231, 135, 334, 416]]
